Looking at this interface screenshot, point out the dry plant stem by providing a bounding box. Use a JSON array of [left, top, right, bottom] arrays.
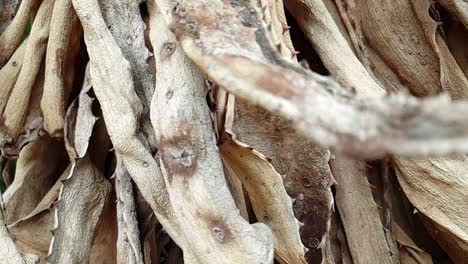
[[161, 0, 468, 158], [115, 161, 144, 264], [41, 0, 78, 136], [1, 0, 54, 141], [71, 0, 183, 248], [0, 0, 41, 66], [284, 0, 384, 96], [330, 155, 396, 264], [220, 133, 305, 264], [0, 39, 27, 114], [47, 156, 111, 263], [149, 2, 274, 263]]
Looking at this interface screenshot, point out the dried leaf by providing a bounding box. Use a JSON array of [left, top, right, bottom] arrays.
[[233, 101, 334, 263], [159, 0, 468, 158], [331, 155, 396, 264], [64, 65, 97, 160], [220, 133, 305, 264], [1, 0, 54, 141], [393, 223, 433, 264], [47, 156, 111, 263], [0, 39, 27, 115], [115, 159, 144, 264], [0, 193, 39, 264], [42, 0, 81, 137], [149, 2, 274, 262], [2, 136, 68, 224], [71, 0, 182, 247], [0, 0, 41, 66]]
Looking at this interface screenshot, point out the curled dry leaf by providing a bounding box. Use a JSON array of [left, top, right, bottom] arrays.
[[284, 0, 385, 96], [330, 155, 397, 264], [158, 0, 468, 158], [393, 157, 468, 262], [232, 101, 334, 263], [0, 0, 40, 66], [42, 0, 80, 137], [393, 223, 433, 264], [47, 156, 111, 263], [220, 132, 305, 264], [1, 0, 54, 142], [0, 194, 39, 264], [64, 65, 96, 160], [2, 136, 68, 224], [115, 159, 144, 264], [149, 2, 273, 262], [0, 39, 27, 115], [1, 62, 44, 158], [71, 0, 182, 248], [100, 0, 156, 150], [7, 165, 71, 262]]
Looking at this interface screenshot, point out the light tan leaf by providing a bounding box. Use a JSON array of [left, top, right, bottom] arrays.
[[47, 156, 111, 263], [64, 65, 97, 160], [1, 0, 55, 140], [220, 132, 305, 264], [393, 223, 433, 264], [331, 155, 397, 264], [42, 0, 81, 137], [2, 136, 68, 224], [149, 2, 273, 262], [0, 0, 41, 66]]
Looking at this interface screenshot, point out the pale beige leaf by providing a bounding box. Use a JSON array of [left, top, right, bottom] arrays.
[[220, 133, 305, 264]]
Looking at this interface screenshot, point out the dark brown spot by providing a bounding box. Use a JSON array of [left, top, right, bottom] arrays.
[[11, 61, 17, 67], [160, 42, 176, 60], [205, 215, 233, 244], [159, 121, 198, 183], [56, 48, 65, 78]]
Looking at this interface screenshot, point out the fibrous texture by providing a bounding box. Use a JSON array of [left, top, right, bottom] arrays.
[[1, 0, 468, 263]]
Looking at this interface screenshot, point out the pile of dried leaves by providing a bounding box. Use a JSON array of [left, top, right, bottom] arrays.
[[0, 0, 467, 263]]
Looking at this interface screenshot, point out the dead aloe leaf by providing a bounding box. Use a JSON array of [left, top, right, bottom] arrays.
[[89, 188, 118, 264], [220, 132, 306, 264], [71, 0, 182, 248], [393, 157, 468, 262], [233, 101, 334, 263], [64, 65, 97, 160], [0, 189, 40, 264], [393, 223, 433, 264], [115, 159, 144, 264], [42, 0, 81, 137], [149, 2, 273, 262], [0, 39, 27, 115], [157, 0, 468, 158], [284, 0, 385, 96], [1, 61, 44, 158], [47, 156, 111, 263], [330, 155, 397, 264], [0, 0, 41, 66], [1, 0, 55, 141], [2, 136, 68, 224]]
